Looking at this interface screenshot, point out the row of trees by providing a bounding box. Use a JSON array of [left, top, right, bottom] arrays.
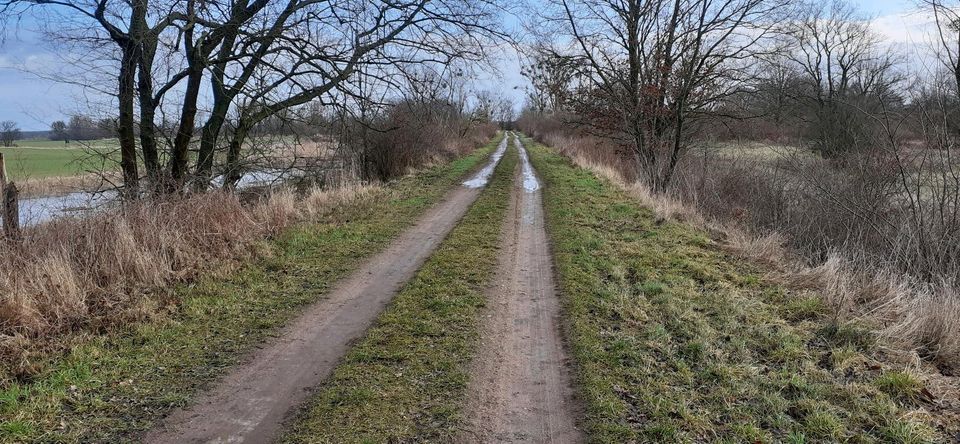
[[0, 116, 119, 146], [0, 116, 114, 147], [1, 0, 508, 195], [734, 0, 903, 158], [49, 115, 116, 141]]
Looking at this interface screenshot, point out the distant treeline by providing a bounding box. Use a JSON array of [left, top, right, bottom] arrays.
[[49, 115, 117, 142]]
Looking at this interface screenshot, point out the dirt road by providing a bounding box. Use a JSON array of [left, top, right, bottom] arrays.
[[144, 137, 508, 444], [461, 135, 582, 443]]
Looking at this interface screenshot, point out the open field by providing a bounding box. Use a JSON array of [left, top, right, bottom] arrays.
[[3, 137, 332, 184], [1, 139, 119, 179], [0, 136, 329, 196], [11, 139, 117, 150]]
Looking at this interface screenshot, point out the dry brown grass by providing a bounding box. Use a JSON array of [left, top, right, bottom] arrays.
[[16, 173, 120, 198], [262, 136, 339, 166], [541, 133, 960, 372], [300, 183, 382, 220], [0, 183, 380, 375]]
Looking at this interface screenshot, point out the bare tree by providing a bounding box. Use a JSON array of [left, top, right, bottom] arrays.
[[924, 0, 960, 137], [927, 0, 960, 92], [741, 55, 808, 138], [3, 0, 508, 194], [783, 0, 902, 158], [536, 0, 787, 191], [0, 0, 186, 194], [214, 0, 506, 189], [520, 44, 578, 114], [0, 121, 20, 147], [66, 114, 107, 140]]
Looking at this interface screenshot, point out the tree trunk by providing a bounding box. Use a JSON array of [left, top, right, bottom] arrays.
[[657, 115, 685, 193], [117, 44, 140, 197], [223, 122, 250, 190], [169, 67, 203, 190], [195, 96, 230, 190], [194, 29, 240, 191], [633, 129, 657, 186], [137, 41, 161, 190]]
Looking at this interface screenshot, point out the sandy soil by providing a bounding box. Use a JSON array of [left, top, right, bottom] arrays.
[[144, 184, 487, 443], [460, 138, 582, 443]]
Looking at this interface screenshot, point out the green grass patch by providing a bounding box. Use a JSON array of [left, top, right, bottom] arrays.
[[874, 371, 924, 402], [525, 139, 941, 443], [2, 140, 118, 179], [281, 138, 518, 442], [12, 139, 111, 149], [0, 135, 504, 443]]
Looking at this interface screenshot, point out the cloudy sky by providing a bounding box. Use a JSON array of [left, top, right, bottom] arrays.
[[0, 0, 933, 131]]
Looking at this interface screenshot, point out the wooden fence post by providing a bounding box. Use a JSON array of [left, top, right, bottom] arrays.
[[0, 152, 7, 216], [0, 152, 6, 196], [3, 183, 19, 240], [0, 153, 20, 240]]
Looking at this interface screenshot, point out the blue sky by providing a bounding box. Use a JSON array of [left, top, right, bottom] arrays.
[[0, 0, 920, 131], [868, 0, 916, 15], [0, 19, 81, 130]]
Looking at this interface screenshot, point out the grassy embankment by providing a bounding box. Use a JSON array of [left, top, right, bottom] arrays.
[[0, 136, 503, 443], [281, 139, 518, 442], [526, 140, 946, 443]]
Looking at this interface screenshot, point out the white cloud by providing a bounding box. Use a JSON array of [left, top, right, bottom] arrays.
[[871, 10, 937, 45], [22, 53, 57, 71], [0, 52, 57, 71]]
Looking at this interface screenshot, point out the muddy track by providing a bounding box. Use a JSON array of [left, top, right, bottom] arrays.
[[460, 135, 582, 443], [144, 138, 509, 444]]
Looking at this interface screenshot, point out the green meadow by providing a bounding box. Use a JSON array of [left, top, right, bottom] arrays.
[[1, 139, 119, 179]]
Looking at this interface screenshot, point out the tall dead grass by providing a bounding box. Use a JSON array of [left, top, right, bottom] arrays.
[[0, 183, 381, 377], [16, 174, 116, 198], [540, 133, 960, 371]]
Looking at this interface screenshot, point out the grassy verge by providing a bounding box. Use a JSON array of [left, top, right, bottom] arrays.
[[0, 136, 503, 443], [280, 139, 518, 442], [526, 139, 945, 443]]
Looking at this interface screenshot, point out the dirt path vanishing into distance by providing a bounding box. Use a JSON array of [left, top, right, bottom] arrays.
[[144, 136, 509, 444], [460, 135, 582, 443]]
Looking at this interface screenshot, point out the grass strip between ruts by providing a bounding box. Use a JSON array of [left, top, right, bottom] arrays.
[[281, 137, 519, 442]]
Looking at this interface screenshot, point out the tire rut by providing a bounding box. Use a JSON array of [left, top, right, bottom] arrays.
[[144, 139, 508, 444], [460, 134, 582, 443]]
